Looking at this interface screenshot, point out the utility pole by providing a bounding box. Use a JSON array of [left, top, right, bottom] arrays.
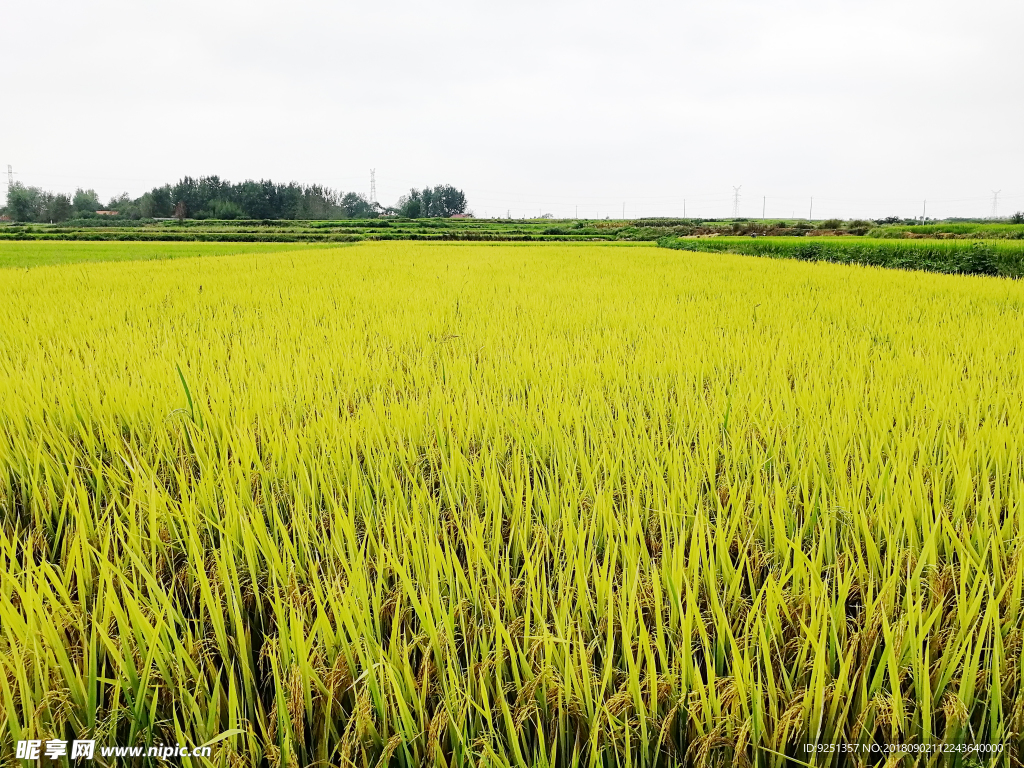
[[922, 200, 927, 222], [683, 199, 686, 218], [575, 205, 578, 219], [809, 197, 814, 221], [762, 196, 766, 220], [369, 169, 376, 204], [732, 186, 742, 218], [622, 202, 625, 220], [992, 190, 1001, 219]]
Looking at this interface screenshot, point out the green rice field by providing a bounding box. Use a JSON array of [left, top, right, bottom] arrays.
[[2, 241, 1023, 766]]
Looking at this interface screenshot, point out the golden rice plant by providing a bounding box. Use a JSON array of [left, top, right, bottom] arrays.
[[1, 241, 1023, 766]]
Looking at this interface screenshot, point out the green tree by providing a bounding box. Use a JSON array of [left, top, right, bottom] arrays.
[[340, 192, 376, 219], [72, 188, 101, 215], [234, 181, 274, 219], [49, 194, 72, 222], [396, 189, 422, 218], [406, 185, 467, 218], [6, 183, 43, 222], [209, 198, 244, 220], [139, 186, 173, 218], [433, 185, 467, 217], [420, 187, 435, 217], [296, 185, 343, 219], [107, 193, 143, 219]]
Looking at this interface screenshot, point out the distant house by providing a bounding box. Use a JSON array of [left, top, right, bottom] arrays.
[[96, 210, 118, 216], [0, 214, 10, 222], [451, 213, 473, 219]]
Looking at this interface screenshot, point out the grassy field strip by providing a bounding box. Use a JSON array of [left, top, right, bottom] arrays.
[[2, 242, 1023, 765], [0, 241, 357, 269], [3, 219, 1023, 247], [0, 239, 647, 270]]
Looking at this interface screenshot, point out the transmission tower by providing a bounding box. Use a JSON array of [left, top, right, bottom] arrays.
[[992, 190, 1001, 220], [6, 165, 12, 188], [369, 169, 377, 204], [732, 186, 742, 218]]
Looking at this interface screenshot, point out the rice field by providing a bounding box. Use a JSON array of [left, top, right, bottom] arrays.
[[2, 241, 1023, 767]]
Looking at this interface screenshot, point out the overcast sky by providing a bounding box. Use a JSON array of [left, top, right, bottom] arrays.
[[2, 0, 1022, 220]]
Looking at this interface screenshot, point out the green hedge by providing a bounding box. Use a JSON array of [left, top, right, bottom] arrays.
[[658, 236, 1024, 277], [0, 232, 364, 243]]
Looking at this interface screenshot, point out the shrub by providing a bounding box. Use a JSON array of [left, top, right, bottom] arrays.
[[658, 235, 1024, 277]]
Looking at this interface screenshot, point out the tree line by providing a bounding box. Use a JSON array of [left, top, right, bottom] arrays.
[[1, 177, 468, 222]]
